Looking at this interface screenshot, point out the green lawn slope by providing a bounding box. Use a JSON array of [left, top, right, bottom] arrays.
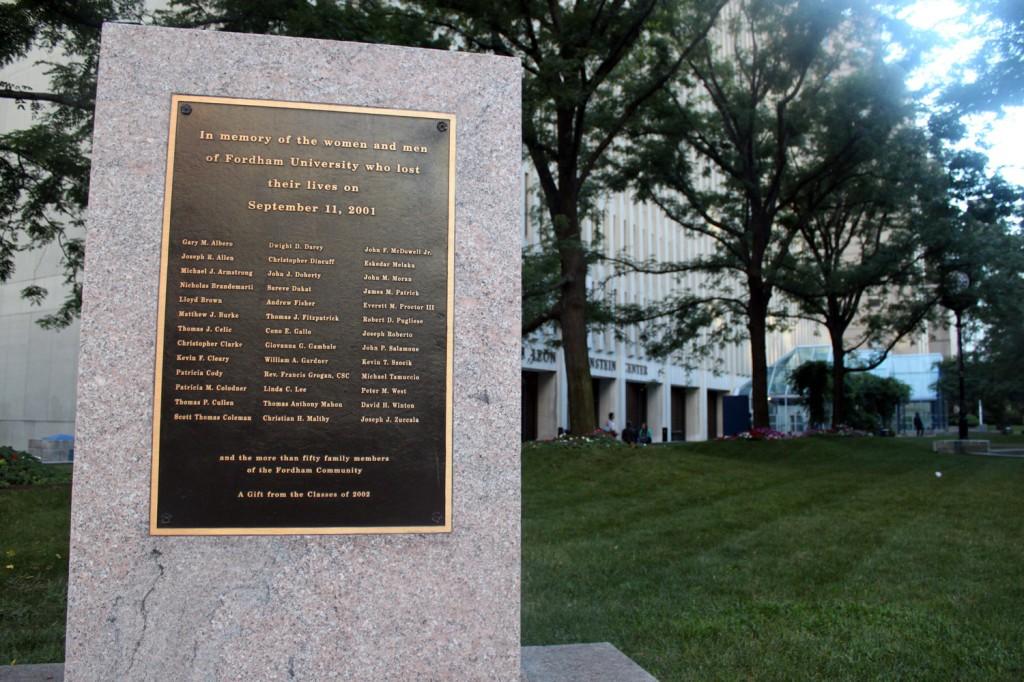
[[523, 436, 1024, 680]]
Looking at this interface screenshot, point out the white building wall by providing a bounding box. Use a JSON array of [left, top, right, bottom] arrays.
[[0, 246, 80, 449], [0, 51, 81, 450]]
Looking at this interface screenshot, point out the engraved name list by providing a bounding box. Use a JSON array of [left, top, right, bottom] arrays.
[[150, 95, 455, 535]]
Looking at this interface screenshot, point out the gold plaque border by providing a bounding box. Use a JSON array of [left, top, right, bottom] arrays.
[[149, 94, 456, 536]]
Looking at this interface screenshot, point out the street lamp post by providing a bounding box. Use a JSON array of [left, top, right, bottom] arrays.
[[955, 306, 968, 440]]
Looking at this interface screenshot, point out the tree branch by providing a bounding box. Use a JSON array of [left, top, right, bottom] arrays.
[[523, 302, 562, 335], [0, 88, 90, 110]]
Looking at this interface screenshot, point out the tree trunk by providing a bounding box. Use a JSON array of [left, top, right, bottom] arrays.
[[549, 104, 598, 436], [956, 310, 968, 440], [560, 266, 596, 434], [829, 332, 847, 428], [554, 197, 596, 435], [747, 285, 771, 429]]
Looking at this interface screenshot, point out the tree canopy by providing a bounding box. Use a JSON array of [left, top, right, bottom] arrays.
[[776, 122, 939, 427], [4, 0, 734, 436], [616, 0, 920, 428], [942, 0, 1024, 114], [413, 0, 728, 434], [3, 0, 1020, 440], [1, 1, 145, 327]]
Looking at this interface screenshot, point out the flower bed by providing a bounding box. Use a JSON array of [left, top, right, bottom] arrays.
[[0, 447, 71, 487]]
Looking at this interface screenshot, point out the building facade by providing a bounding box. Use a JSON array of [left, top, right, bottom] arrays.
[[519, 160, 951, 442]]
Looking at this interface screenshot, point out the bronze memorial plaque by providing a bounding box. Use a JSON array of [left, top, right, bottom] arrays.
[[150, 95, 455, 535]]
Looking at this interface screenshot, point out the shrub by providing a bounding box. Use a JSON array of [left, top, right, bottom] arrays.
[[846, 373, 911, 432], [946, 413, 980, 427], [0, 447, 70, 487], [791, 361, 831, 427], [723, 427, 792, 441], [523, 431, 628, 450]]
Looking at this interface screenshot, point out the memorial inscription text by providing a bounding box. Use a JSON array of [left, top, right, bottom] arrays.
[[150, 96, 454, 534]]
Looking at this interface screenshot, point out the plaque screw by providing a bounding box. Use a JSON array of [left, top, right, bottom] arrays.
[[159, 512, 173, 524], [180, 104, 192, 116], [431, 512, 443, 523], [436, 121, 448, 132]]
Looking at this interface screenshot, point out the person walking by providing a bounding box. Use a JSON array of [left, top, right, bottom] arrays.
[[913, 412, 924, 437]]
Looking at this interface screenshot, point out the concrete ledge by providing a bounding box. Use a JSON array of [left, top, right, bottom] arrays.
[[2, 647, 659, 682], [522, 643, 657, 681], [0, 664, 63, 681], [933, 439, 990, 454]]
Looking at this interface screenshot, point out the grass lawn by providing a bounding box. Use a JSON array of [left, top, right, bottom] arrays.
[[0, 467, 72, 665], [523, 435, 1024, 680]]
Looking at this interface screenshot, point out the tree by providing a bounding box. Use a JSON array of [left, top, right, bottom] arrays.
[[776, 123, 939, 428], [934, 348, 1024, 430], [933, 261, 1024, 430], [966, 227, 1024, 427], [159, 0, 443, 46], [408, 0, 727, 434], [617, 0, 914, 428], [845, 371, 909, 432], [793, 360, 912, 432], [924, 148, 1022, 438], [790, 360, 829, 427], [0, 1, 145, 327], [5, 0, 729, 435], [942, 0, 1024, 115]]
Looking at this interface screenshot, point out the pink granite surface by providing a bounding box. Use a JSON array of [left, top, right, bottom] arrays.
[[66, 24, 521, 680]]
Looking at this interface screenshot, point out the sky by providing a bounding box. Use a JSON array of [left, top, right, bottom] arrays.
[[902, 0, 1024, 186]]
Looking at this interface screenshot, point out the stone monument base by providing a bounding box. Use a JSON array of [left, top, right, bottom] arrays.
[[65, 23, 521, 681]]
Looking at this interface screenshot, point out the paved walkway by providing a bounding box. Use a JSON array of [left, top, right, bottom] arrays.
[[0, 664, 62, 682], [522, 643, 657, 681]]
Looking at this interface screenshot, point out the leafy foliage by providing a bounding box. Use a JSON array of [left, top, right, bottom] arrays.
[[942, 0, 1024, 114], [616, 0, 920, 427], [845, 372, 911, 432], [790, 360, 830, 427], [412, 0, 728, 433], [0, 447, 70, 487], [1, 0, 737, 435], [158, 0, 444, 46], [0, 1, 144, 327], [933, 224, 1024, 429], [1, 0, 441, 330], [777, 121, 940, 425], [791, 359, 913, 432], [925, 150, 1022, 304]]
